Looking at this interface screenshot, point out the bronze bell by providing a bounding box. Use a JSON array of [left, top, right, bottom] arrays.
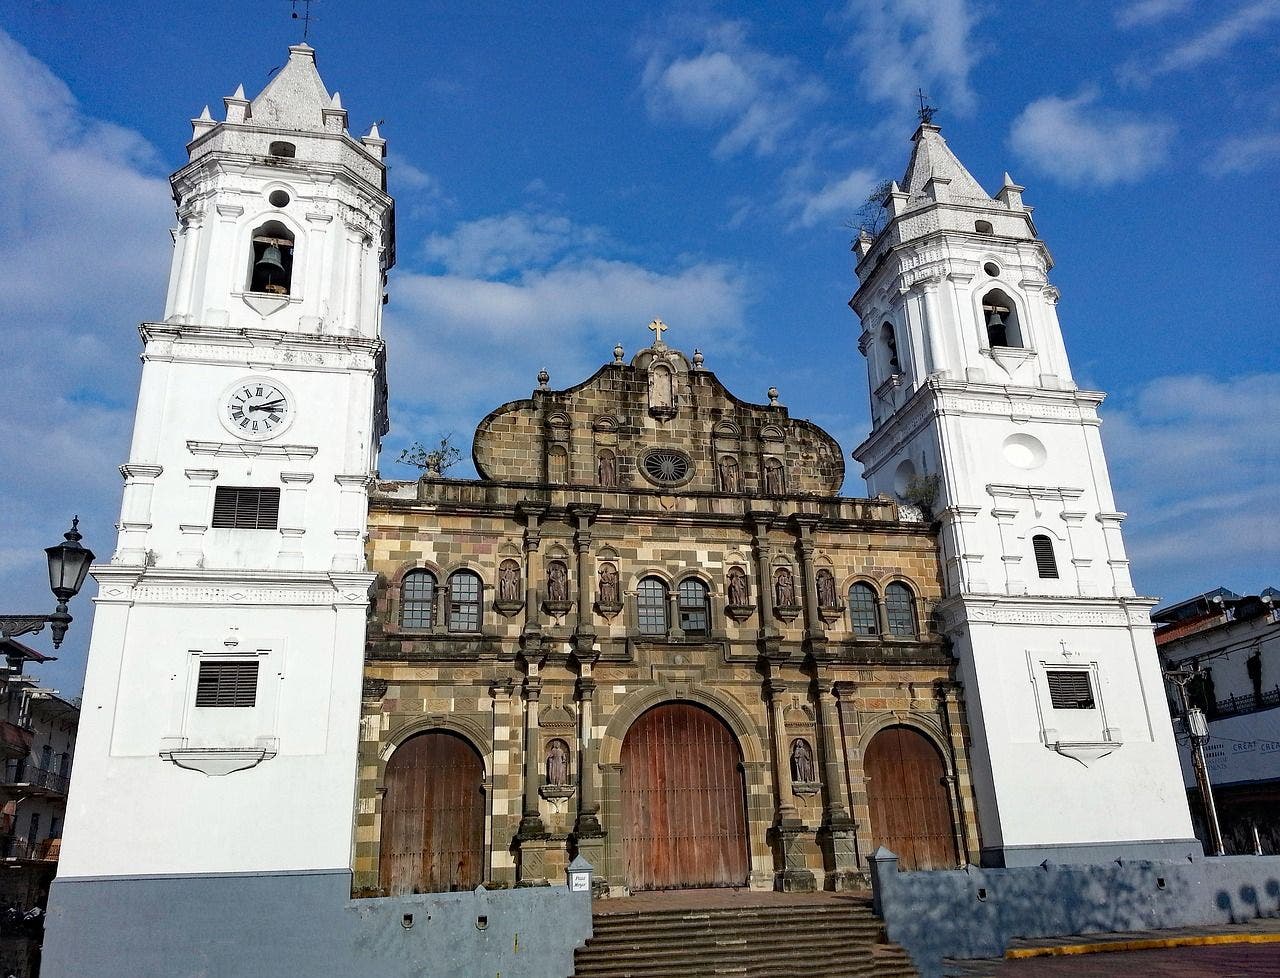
[[985, 308, 1005, 329], [255, 244, 286, 279]]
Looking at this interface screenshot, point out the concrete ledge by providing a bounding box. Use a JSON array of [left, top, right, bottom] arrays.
[[1007, 932, 1280, 958], [869, 848, 1280, 978]]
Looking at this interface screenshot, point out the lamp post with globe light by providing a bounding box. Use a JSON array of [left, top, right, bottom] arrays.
[[0, 518, 95, 649]]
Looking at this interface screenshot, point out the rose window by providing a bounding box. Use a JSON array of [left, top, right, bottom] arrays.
[[641, 449, 692, 487]]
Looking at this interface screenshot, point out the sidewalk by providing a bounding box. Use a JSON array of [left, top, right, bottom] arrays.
[[945, 918, 1280, 976]]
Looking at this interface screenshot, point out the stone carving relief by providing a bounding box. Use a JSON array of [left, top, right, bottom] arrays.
[[546, 561, 570, 603], [718, 456, 740, 493], [774, 568, 797, 607], [727, 567, 750, 607]]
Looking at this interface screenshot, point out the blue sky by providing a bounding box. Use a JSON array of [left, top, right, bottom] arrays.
[[1, 1, 1277, 695]]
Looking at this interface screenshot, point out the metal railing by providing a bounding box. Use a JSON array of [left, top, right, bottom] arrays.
[[2, 760, 69, 795], [1209, 685, 1280, 721], [3, 837, 59, 861]]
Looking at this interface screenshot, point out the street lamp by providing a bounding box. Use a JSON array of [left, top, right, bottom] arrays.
[[0, 518, 95, 649]]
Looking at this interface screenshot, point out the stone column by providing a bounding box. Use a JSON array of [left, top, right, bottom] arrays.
[[749, 509, 780, 656], [815, 675, 860, 889], [568, 504, 598, 656], [936, 681, 977, 864], [518, 503, 546, 639], [574, 668, 605, 885], [767, 673, 814, 891], [488, 679, 516, 885], [517, 666, 548, 884], [792, 516, 826, 655]]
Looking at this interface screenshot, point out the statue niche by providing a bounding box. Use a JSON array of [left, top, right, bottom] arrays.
[[495, 558, 524, 615], [597, 449, 618, 488], [648, 363, 676, 419], [545, 559, 572, 614], [774, 567, 801, 622], [545, 738, 571, 786], [725, 566, 754, 622], [596, 561, 621, 616], [718, 456, 740, 493], [790, 738, 817, 785]]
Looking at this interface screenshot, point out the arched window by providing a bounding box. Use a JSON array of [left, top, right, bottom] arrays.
[[1032, 535, 1059, 579], [974, 219, 993, 234], [848, 583, 878, 635], [678, 579, 711, 636], [637, 577, 669, 636], [268, 141, 296, 158], [981, 289, 1023, 349], [885, 582, 917, 637], [400, 569, 436, 629], [447, 570, 482, 632], [881, 322, 901, 374], [249, 220, 295, 295]]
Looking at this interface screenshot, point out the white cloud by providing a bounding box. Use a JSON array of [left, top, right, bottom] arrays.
[[638, 20, 827, 158], [386, 152, 441, 194], [422, 210, 608, 278], [1009, 89, 1175, 187], [0, 28, 174, 689], [1124, 2, 1280, 82], [842, 0, 982, 116], [1205, 132, 1280, 175], [784, 166, 881, 229], [1115, 0, 1192, 29], [1106, 373, 1280, 600]]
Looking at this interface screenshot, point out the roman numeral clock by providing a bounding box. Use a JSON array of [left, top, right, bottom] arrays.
[[220, 377, 294, 440]]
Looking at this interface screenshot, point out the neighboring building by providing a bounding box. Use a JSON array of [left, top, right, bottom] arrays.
[[0, 639, 78, 978], [1155, 588, 1280, 855], [361, 334, 981, 894]]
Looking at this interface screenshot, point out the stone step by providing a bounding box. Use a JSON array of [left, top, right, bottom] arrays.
[[575, 942, 907, 977], [588, 919, 885, 941]]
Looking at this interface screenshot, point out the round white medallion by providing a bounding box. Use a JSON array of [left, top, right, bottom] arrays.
[[1002, 432, 1047, 470], [219, 376, 295, 441]]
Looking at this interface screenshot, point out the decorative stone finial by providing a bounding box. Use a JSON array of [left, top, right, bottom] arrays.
[[648, 318, 668, 347], [613, 342, 624, 364], [692, 349, 704, 369], [767, 386, 779, 406], [537, 368, 550, 390]]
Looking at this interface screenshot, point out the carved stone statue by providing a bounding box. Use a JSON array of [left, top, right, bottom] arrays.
[[775, 567, 796, 607], [790, 739, 816, 784], [598, 563, 620, 605], [727, 567, 749, 606], [816, 569, 837, 609], [718, 456, 740, 493], [546, 739, 570, 785], [499, 560, 521, 602], [547, 561, 569, 602], [597, 451, 617, 488], [764, 459, 785, 495]]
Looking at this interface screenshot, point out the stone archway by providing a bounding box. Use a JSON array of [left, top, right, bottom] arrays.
[[379, 730, 485, 894], [620, 701, 750, 890], [864, 724, 957, 870]]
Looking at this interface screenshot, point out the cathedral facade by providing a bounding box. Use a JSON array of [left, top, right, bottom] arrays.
[[357, 335, 981, 894]]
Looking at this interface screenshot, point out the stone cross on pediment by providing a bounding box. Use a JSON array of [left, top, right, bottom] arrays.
[[648, 318, 668, 348]]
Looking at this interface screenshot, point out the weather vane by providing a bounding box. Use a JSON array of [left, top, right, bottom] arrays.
[[916, 88, 938, 126], [291, 0, 315, 41]]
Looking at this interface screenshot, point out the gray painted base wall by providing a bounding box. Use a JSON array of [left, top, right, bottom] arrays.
[[981, 837, 1203, 867], [870, 850, 1280, 978], [41, 869, 593, 978]]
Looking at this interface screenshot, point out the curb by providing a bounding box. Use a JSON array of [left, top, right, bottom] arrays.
[[1006, 933, 1280, 959]]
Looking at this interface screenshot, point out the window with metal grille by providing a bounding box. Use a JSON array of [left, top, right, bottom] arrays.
[[885, 582, 917, 637], [637, 577, 669, 636], [400, 570, 436, 629], [678, 579, 710, 636], [848, 583, 879, 635], [448, 570, 482, 633], [195, 660, 259, 708], [1032, 535, 1059, 579], [211, 486, 280, 529], [1046, 670, 1095, 710]]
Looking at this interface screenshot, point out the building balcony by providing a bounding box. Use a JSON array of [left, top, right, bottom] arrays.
[[2, 837, 59, 863], [1209, 686, 1280, 721], [0, 761, 69, 800]]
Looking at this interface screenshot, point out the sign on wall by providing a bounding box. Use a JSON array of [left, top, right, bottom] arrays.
[[1178, 704, 1280, 789]]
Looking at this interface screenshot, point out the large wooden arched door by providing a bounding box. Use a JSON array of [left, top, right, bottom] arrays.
[[621, 702, 750, 890], [864, 725, 957, 870], [379, 731, 485, 894]]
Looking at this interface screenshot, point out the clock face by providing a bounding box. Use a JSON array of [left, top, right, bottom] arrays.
[[222, 379, 293, 441]]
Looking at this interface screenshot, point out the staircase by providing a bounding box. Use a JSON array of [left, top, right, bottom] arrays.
[[573, 896, 917, 978]]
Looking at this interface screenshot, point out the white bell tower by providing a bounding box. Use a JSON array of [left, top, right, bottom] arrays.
[[851, 121, 1196, 866], [56, 44, 393, 883]]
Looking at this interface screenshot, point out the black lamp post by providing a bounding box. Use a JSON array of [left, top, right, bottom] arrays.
[[0, 518, 95, 649]]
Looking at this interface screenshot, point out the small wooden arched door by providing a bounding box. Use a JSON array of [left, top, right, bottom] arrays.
[[864, 725, 957, 870], [379, 731, 485, 894], [621, 702, 750, 890]]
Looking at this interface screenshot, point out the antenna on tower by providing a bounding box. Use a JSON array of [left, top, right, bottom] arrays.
[[291, 0, 316, 41], [916, 88, 938, 126]]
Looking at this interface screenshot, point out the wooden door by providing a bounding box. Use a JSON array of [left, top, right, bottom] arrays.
[[864, 725, 957, 870], [379, 731, 485, 894], [621, 702, 750, 890]]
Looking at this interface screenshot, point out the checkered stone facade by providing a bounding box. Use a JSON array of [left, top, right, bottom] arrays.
[[357, 341, 981, 895]]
